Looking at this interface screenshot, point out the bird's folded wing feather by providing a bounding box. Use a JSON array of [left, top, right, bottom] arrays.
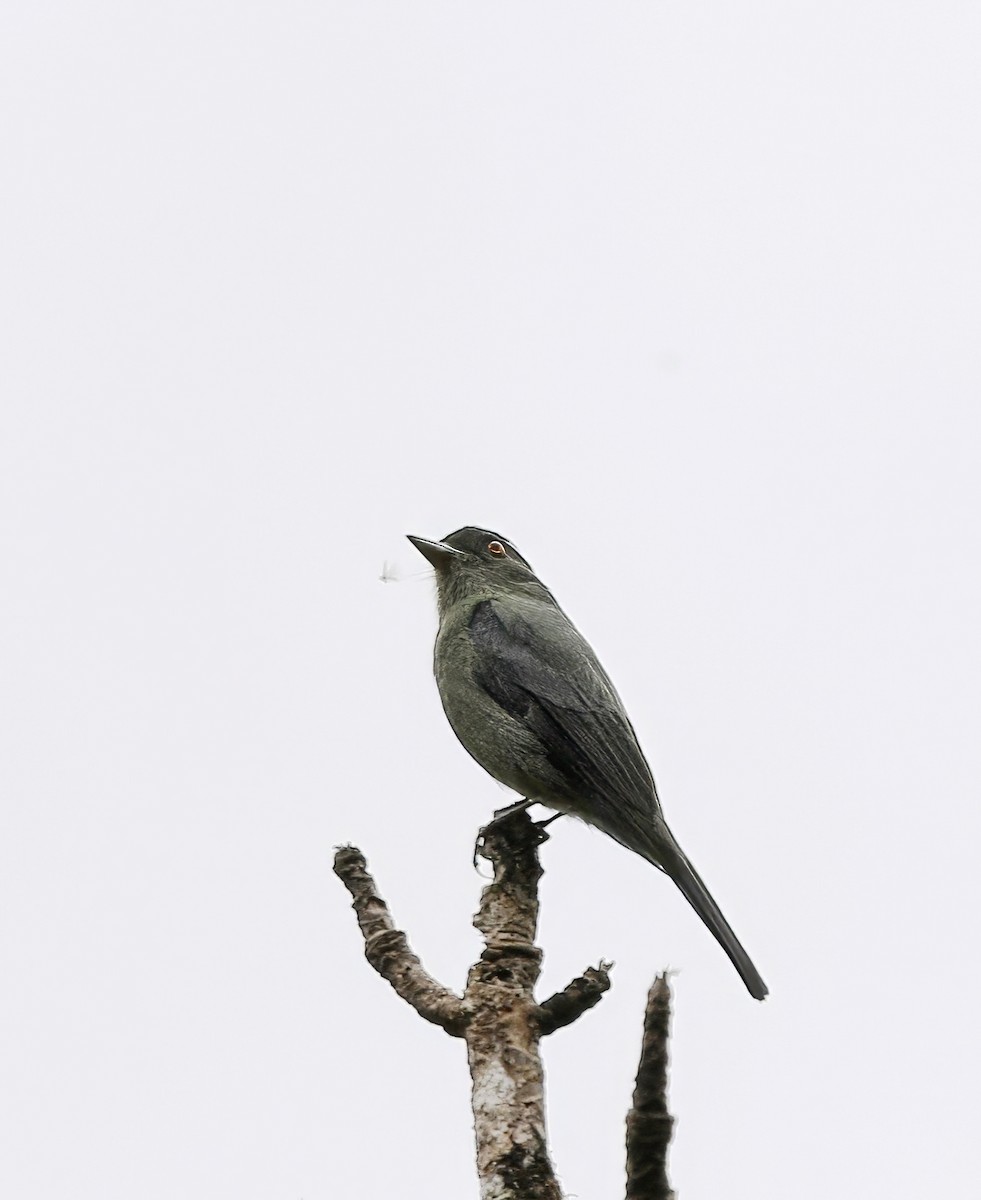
[[467, 598, 662, 837]]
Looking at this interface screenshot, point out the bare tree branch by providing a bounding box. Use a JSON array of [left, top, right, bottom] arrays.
[[336, 814, 685, 1200], [625, 974, 675, 1200], [465, 809, 563, 1200], [537, 961, 613, 1035], [332, 844, 466, 1035]]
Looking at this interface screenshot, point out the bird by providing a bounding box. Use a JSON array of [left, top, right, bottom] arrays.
[[407, 526, 768, 1001]]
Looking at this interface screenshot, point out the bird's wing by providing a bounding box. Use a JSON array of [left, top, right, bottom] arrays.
[[467, 600, 769, 1000], [468, 598, 663, 841]]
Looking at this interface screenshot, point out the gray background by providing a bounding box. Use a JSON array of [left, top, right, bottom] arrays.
[[2, 4, 979, 1197]]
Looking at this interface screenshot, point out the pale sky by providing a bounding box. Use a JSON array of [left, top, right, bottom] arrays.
[[2, 5, 979, 1198]]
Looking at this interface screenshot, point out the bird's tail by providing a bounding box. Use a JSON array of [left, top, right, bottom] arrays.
[[644, 827, 769, 1001]]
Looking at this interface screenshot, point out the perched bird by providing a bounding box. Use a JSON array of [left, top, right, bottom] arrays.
[[408, 526, 768, 1001]]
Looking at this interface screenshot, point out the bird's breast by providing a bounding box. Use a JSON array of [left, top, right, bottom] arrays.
[[433, 616, 559, 803]]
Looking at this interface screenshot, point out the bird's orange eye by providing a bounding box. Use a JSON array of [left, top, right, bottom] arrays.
[[488, 541, 507, 556]]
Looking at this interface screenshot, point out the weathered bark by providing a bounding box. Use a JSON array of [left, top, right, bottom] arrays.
[[333, 810, 617, 1199], [335, 833, 681, 1197], [625, 974, 675, 1200], [333, 806, 611, 1200], [333, 845, 465, 1034], [464, 810, 561, 1200], [537, 961, 612, 1035]]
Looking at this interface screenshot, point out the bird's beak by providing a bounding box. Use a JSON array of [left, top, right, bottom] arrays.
[[406, 534, 465, 569]]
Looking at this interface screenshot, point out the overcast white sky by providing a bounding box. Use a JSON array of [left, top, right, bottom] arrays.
[[2, 4, 980, 1197]]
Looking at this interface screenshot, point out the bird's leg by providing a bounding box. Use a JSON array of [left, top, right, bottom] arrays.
[[535, 812, 564, 830]]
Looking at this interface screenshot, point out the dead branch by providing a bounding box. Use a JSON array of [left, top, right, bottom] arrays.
[[465, 809, 563, 1200], [334, 811, 636, 1200], [332, 844, 466, 1034], [625, 974, 675, 1200], [537, 962, 613, 1035]]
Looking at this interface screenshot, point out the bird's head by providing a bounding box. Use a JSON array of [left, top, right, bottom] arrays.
[[407, 527, 546, 614]]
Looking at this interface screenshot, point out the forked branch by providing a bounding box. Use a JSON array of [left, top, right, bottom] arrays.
[[334, 813, 677, 1200]]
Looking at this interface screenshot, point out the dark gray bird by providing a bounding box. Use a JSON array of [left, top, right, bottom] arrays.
[[408, 526, 768, 1001]]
